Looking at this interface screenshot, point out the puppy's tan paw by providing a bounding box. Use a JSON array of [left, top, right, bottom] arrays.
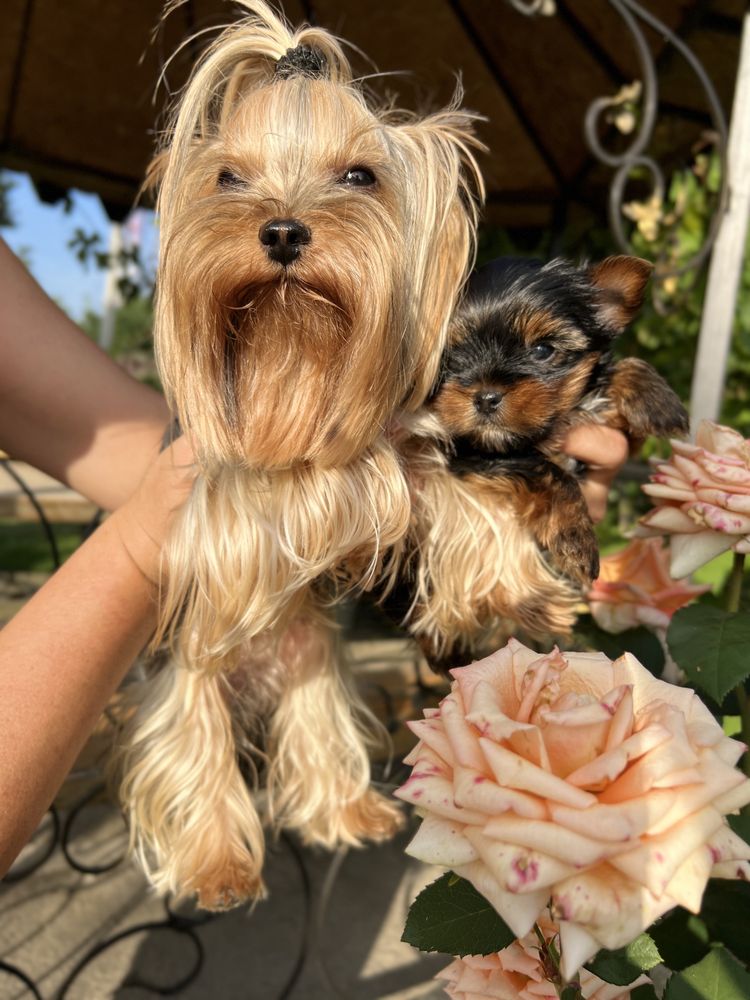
[[548, 522, 600, 586], [193, 862, 266, 911]]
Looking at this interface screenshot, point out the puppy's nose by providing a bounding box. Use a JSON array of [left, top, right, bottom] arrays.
[[258, 218, 311, 266], [474, 390, 503, 415]]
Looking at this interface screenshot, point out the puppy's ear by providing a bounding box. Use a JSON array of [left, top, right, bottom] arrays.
[[589, 255, 652, 333]]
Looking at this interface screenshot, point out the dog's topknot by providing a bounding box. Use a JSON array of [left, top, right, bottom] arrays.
[[274, 44, 326, 80]]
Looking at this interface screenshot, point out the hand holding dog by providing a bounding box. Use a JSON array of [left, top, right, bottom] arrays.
[[111, 433, 195, 585], [563, 422, 630, 523]]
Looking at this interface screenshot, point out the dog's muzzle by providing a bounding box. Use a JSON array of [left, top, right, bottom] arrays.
[[259, 218, 311, 266]]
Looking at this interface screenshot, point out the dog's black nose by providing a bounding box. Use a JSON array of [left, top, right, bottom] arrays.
[[474, 390, 503, 415], [258, 218, 311, 266]]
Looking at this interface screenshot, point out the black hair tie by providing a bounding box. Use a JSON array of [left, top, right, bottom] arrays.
[[275, 44, 326, 80]]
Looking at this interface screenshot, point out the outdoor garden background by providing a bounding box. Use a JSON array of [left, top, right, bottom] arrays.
[[1, 1, 749, 998]]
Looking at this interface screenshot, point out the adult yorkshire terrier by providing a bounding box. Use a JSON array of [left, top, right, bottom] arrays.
[[112, 1, 483, 909], [393, 254, 688, 671]]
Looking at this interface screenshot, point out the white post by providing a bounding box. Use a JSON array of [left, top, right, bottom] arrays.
[[99, 221, 123, 352], [689, 13, 750, 431]]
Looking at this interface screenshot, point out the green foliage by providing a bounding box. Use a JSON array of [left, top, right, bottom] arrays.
[[666, 604, 750, 705], [664, 947, 750, 1000], [631, 986, 659, 1000], [571, 615, 665, 676], [650, 908, 711, 971], [402, 872, 515, 957], [586, 933, 661, 986], [618, 151, 750, 435], [80, 294, 155, 358], [0, 520, 84, 572]]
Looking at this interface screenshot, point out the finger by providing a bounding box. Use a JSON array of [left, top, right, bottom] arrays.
[[578, 472, 612, 524], [562, 424, 629, 471]]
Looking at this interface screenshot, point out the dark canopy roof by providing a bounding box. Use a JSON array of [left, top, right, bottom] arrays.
[[0, 0, 743, 225]]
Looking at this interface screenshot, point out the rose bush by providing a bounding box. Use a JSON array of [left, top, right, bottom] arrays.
[[437, 922, 649, 999], [638, 421, 750, 577], [588, 537, 708, 634], [396, 639, 750, 980]]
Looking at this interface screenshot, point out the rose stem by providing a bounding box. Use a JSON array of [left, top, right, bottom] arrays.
[[534, 923, 584, 1000], [727, 552, 750, 777]]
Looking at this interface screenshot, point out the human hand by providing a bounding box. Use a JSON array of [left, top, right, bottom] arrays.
[[110, 433, 196, 584], [562, 424, 629, 524]]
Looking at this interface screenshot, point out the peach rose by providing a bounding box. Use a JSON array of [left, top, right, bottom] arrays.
[[438, 922, 649, 999], [588, 538, 708, 634], [397, 639, 750, 980], [638, 421, 750, 577]]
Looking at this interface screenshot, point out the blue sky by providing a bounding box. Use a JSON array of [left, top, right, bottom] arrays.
[[1, 170, 157, 321]]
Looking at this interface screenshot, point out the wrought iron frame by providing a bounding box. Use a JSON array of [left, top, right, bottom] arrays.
[[509, 0, 730, 276]]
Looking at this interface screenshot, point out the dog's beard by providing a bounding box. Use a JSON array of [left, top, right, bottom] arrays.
[[226, 278, 400, 468]]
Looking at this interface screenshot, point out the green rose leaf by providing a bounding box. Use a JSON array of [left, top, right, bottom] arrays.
[[666, 605, 750, 704], [664, 946, 750, 999], [728, 812, 750, 846], [572, 617, 664, 677], [401, 872, 514, 956], [650, 907, 710, 971], [586, 933, 661, 985], [631, 985, 659, 1000], [699, 878, 750, 966]]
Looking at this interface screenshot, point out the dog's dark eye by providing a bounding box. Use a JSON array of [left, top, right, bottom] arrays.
[[217, 169, 244, 189], [339, 166, 376, 187], [531, 343, 555, 361]]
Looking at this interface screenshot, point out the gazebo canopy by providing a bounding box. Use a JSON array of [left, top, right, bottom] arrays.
[[0, 0, 744, 226]]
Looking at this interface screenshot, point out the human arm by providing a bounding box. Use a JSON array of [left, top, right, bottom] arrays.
[[0, 237, 169, 510], [0, 436, 194, 875]]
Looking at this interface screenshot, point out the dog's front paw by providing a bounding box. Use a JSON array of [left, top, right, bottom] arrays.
[[193, 861, 266, 912], [343, 789, 405, 843], [547, 521, 600, 586]]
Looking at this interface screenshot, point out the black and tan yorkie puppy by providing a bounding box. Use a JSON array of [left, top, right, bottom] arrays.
[[111, 0, 483, 910], [392, 254, 688, 671]]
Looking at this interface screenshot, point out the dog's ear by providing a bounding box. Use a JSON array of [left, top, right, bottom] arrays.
[[589, 255, 652, 333], [388, 105, 486, 407]]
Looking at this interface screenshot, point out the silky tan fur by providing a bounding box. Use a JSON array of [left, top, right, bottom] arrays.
[[112, 0, 483, 909]]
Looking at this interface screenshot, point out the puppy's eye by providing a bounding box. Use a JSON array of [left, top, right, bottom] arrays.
[[217, 169, 244, 189], [339, 166, 376, 187], [531, 343, 555, 361]]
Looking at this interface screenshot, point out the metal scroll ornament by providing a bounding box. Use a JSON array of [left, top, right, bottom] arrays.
[[509, 0, 729, 279]]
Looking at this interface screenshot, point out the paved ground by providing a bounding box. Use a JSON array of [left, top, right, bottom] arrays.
[[1, 804, 449, 1000], [0, 529, 453, 1000], [0, 462, 97, 524]]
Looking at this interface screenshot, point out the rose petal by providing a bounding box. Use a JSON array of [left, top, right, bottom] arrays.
[[479, 739, 597, 808], [456, 859, 548, 939], [608, 805, 724, 897], [663, 844, 713, 912], [558, 923, 600, 983], [464, 828, 577, 893], [670, 530, 735, 577], [639, 505, 701, 533], [549, 789, 676, 843], [551, 866, 676, 951], [441, 690, 487, 771], [566, 723, 670, 791], [481, 815, 622, 868], [404, 814, 478, 867], [453, 766, 547, 820], [394, 773, 486, 824], [406, 718, 453, 765]]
